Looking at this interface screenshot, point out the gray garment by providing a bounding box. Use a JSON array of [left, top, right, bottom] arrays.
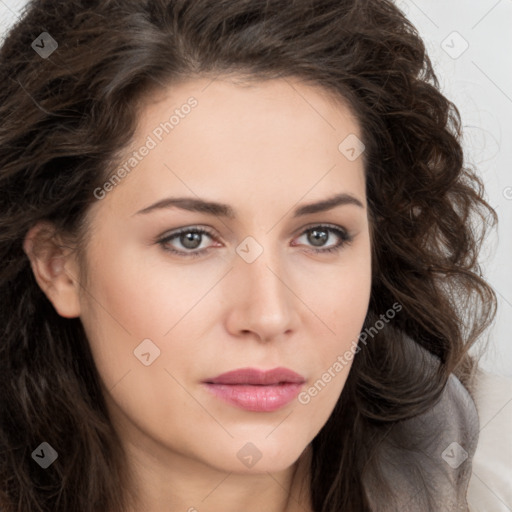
[[363, 338, 479, 511]]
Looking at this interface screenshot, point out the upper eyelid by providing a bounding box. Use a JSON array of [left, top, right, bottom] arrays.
[[159, 223, 349, 245]]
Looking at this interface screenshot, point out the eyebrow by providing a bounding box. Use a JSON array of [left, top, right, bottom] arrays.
[[134, 192, 364, 218]]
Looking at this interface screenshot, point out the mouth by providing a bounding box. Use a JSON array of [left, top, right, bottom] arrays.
[[202, 367, 306, 412]]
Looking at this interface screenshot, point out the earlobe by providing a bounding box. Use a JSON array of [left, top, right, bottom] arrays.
[[23, 222, 82, 318]]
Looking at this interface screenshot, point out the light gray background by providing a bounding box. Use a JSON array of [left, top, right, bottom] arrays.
[[1, 0, 511, 376]]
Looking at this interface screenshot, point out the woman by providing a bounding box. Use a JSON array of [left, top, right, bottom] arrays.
[[0, 0, 497, 510]]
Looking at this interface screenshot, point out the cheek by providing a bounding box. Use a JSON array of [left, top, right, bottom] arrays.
[[78, 252, 206, 445], [78, 235, 231, 397], [77, 241, 167, 389], [297, 240, 371, 410], [311, 237, 372, 341]]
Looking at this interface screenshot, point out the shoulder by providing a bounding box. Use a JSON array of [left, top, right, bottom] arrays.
[[363, 336, 479, 511]]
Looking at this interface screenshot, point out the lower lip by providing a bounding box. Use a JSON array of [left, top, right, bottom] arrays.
[[203, 382, 304, 412]]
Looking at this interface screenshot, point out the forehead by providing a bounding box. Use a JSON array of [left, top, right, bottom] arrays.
[[138, 76, 362, 141], [94, 76, 367, 219]]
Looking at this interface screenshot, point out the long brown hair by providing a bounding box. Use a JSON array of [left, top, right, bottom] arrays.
[[0, 0, 497, 510]]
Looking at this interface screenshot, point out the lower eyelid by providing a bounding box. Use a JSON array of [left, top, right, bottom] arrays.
[[158, 225, 351, 256]]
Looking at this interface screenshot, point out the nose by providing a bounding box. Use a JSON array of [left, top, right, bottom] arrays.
[[224, 244, 299, 343]]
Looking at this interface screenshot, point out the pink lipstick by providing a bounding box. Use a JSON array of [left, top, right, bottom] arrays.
[[202, 367, 306, 412]]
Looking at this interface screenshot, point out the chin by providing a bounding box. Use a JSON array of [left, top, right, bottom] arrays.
[[205, 436, 308, 475]]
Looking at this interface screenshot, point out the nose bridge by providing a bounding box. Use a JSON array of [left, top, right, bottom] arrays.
[[228, 235, 296, 340]]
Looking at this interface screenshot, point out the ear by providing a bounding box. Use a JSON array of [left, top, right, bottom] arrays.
[[23, 222, 81, 318]]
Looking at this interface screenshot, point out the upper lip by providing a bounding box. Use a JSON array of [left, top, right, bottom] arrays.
[[204, 367, 306, 385]]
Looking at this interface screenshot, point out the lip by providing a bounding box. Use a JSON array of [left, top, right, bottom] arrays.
[[204, 367, 306, 385], [202, 367, 306, 412]]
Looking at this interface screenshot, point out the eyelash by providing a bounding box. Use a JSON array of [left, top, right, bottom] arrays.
[[156, 224, 353, 259]]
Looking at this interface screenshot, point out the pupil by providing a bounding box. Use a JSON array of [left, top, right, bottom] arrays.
[[308, 229, 328, 247], [181, 232, 201, 249]]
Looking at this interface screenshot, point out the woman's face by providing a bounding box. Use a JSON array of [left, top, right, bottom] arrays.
[[75, 77, 371, 475]]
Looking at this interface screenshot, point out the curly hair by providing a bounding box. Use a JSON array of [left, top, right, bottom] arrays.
[[0, 0, 497, 510]]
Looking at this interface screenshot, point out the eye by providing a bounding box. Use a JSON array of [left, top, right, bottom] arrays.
[[292, 224, 353, 254], [157, 224, 353, 258], [157, 226, 218, 258]]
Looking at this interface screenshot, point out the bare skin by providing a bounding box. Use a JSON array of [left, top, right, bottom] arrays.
[[24, 76, 372, 512]]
